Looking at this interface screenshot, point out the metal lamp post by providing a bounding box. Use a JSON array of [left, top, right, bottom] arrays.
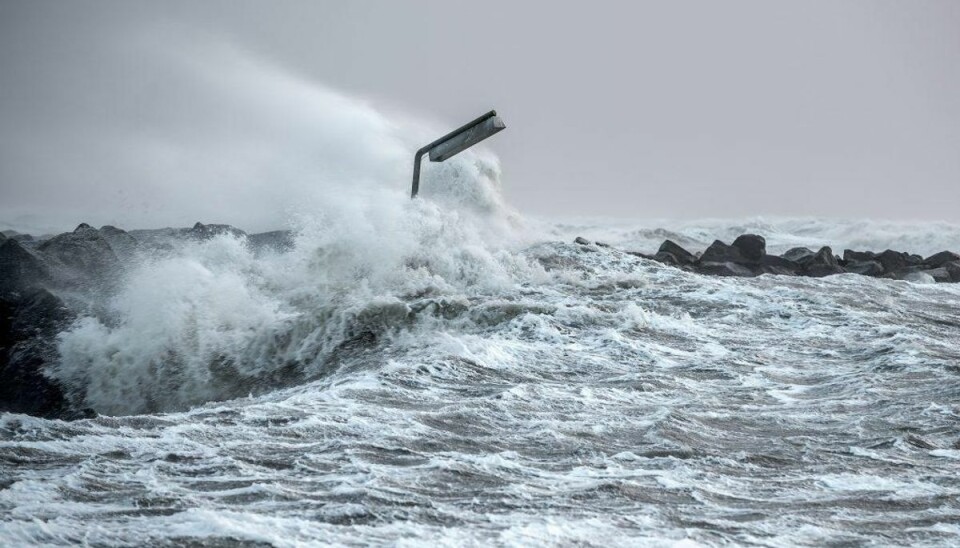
[[411, 110, 506, 198]]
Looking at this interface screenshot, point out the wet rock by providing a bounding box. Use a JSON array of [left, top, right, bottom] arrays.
[[188, 222, 247, 240], [844, 260, 884, 277], [876, 250, 912, 273], [731, 234, 766, 263], [700, 240, 744, 264], [658, 240, 697, 265], [803, 246, 844, 277], [653, 251, 680, 266], [923, 267, 953, 283], [923, 251, 960, 269], [783, 247, 815, 264], [248, 230, 295, 254], [0, 239, 51, 293], [38, 223, 120, 284], [574, 236, 591, 246], [0, 287, 73, 417], [760, 254, 799, 269], [844, 249, 876, 263], [943, 261, 960, 282], [697, 261, 754, 277]]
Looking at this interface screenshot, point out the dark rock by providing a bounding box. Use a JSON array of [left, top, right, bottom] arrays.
[[755, 255, 799, 276], [657, 240, 696, 265], [923, 267, 952, 283], [189, 222, 247, 240], [944, 261, 960, 282], [247, 230, 295, 254], [877, 250, 911, 273], [844, 249, 876, 263], [804, 246, 844, 277], [595, 241, 612, 248], [923, 251, 960, 269], [760, 254, 799, 269], [882, 266, 923, 280], [699, 240, 744, 264], [574, 236, 591, 246], [783, 247, 815, 264], [38, 223, 120, 284], [844, 260, 884, 277], [731, 234, 766, 263], [0, 232, 5, 242], [0, 287, 73, 417], [697, 261, 754, 277], [0, 239, 51, 293], [653, 252, 679, 266], [758, 265, 797, 276]]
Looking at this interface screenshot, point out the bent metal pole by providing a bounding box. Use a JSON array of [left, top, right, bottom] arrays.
[[411, 110, 506, 198]]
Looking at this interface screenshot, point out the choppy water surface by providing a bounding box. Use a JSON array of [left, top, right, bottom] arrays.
[[3, 215, 960, 546]]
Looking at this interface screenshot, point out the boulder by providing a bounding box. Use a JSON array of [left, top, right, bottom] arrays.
[[756, 255, 799, 276], [697, 261, 754, 277], [923, 251, 960, 269], [38, 223, 120, 284], [0, 287, 73, 417], [0, 239, 51, 293], [658, 240, 697, 265], [731, 234, 766, 263], [804, 246, 844, 277], [843, 249, 876, 263], [844, 260, 884, 277], [783, 247, 815, 264], [876, 250, 912, 273], [188, 222, 247, 240], [574, 236, 591, 246], [922, 267, 953, 283], [699, 240, 744, 264], [944, 261, 960, 283]]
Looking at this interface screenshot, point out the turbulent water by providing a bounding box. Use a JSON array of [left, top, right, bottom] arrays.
[[3, 79, 960, 545]]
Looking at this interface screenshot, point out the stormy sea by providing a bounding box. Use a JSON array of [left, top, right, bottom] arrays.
[[2, 93, 960, 546]]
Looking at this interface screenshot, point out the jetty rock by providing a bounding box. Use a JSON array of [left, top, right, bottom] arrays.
[[573, 234, 960, 284]]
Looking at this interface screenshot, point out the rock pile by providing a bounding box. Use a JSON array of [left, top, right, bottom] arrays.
[[576, 233, 960, 283], [0, 222, 295, 418]]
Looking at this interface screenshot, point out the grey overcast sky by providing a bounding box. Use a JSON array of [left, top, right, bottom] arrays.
[[1, 0, 959, 231]]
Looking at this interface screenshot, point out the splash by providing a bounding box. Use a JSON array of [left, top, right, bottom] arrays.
[[50, 37, 539, 415]]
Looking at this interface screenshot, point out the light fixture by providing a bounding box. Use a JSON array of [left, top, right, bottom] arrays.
[[411, 110, 506, 198]]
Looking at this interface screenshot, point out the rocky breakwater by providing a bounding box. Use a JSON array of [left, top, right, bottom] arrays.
[[0, 222, 295, 418], [575, 233, 960, 283]]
